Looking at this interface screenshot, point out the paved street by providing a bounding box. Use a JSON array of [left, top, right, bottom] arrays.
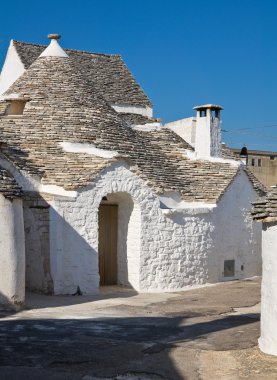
[[1, 278, 277, 379]]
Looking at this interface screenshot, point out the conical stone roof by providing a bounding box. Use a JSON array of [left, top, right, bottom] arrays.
[[0, 48, 245, 202]]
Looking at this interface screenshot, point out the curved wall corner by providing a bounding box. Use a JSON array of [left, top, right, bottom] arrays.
[[259, 222, 277, 356], [0, 196, 25, 309]]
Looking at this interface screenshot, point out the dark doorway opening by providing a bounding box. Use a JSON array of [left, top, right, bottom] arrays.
[[98, 204, 118, 285]]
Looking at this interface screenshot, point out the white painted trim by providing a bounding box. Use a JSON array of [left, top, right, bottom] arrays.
[[178, 148, 241, 167], [0, 93, 27, 101], [59, 142, 119, 158], [162, 205, 216, 216], [111, 104, 153, 117], [132, 123, 161, 131], [39, 184, 77, 198]]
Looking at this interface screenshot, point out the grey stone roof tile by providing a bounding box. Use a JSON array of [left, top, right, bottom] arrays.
[[0, 166, 22, 199], [12, 40, 152, 107], [252, 192, 277, 222], [244, 167, 267, 197], [0, 54, 242, 203], [119, 113, 160, 126]]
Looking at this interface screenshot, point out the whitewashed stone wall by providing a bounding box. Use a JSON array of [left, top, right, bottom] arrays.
[[107, 192, 141, 289], [47, 162, 214, 294], [259, 222, 277, 356], [23, 194, 53, 294], [30, 163, 261, 295], [209, 170, 262, 282], [0, 196, 25, 308]]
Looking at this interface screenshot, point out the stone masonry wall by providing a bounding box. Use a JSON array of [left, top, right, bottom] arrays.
[[49, 163, 214, 294], [23, 193, 53, 294], [40, 163, 261, 295], [209, 170, 262, 282], [0, 195, 25, 307]]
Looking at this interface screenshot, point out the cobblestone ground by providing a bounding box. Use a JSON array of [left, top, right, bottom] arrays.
[[1, 277, 277, 379]]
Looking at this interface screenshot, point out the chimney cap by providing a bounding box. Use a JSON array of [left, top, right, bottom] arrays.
[[47, 34, 61, 40], [193, 104, 224, 111]]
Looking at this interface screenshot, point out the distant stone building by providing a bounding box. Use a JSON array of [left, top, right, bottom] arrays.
[[0, 35, 265, 308], [232, 148, 277, 189]]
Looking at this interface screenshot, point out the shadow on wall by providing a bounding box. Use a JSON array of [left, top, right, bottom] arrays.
[[24, 192, 140, 304], [0, 314, 259, 379], [104, 192, 141, 289]]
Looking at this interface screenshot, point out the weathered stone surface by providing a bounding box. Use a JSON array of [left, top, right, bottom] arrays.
[[0, 54, 251, 203], [252, 191, 277, 222], [13, 40, 152, 107], [2, 278, 277, 380], [0, 166, 22, 199]]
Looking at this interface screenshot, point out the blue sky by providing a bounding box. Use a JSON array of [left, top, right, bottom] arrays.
[[0, 0, 276, 150]]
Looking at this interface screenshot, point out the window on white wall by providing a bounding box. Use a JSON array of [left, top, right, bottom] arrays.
[[224, 260, 235, 277]]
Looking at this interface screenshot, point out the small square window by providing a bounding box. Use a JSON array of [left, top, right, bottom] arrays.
[[224, 260, 235, 277], [270, 156, 275, 160]]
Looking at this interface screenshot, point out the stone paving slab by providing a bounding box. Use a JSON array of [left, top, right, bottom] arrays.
[[1, 278, 277, 379]]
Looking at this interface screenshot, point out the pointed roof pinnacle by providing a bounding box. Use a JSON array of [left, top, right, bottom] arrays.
[[39, 34, 68, 58]]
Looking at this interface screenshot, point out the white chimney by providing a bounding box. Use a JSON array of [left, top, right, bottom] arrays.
[[193, 104, 223, 159]]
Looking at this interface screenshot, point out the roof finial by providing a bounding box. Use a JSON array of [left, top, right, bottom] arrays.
[[47, 34, 61, 40], [39, 34, 68, 58]]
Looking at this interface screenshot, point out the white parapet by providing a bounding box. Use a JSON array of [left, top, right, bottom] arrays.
[[165, 117, 196, 147]]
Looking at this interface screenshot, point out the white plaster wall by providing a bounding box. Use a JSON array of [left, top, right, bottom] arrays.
[[48, 163, 214, 294], [0, 40, 25, 95], [195, 116, 222, 158], [208, 169, 262, 282], [259, 222, 277, 356], [0, 196, 25, 308], [126, 201, 141, 288], [24, 197, 53, 294], [195, 116, 211, 158], [44, 163, 261, 295], [165, 117, 196, 146], [107, 192, 141, 289]]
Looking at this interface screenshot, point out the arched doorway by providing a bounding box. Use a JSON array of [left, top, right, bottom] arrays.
[[98, 192, 141, 289]]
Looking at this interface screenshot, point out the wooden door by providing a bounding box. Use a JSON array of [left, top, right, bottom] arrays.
[[98, 204, 118, 285]]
